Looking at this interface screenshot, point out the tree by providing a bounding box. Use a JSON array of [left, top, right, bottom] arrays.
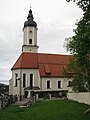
[[66, 0, 90, 11], [65, 0, 90, 91], [0, 83, 9, 95]]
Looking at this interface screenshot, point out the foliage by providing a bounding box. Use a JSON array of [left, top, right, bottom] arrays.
[[66, 0, 90, 11], [0, 100, 90, 120], [0, 83, 9, 94], [38, 91, 67, 98], [38, 92, 49, 99], [31, 91, 35, 97], [65, 0, 90, 91]]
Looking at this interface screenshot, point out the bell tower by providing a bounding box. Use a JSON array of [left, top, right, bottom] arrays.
[[22, 8, 39, 53]]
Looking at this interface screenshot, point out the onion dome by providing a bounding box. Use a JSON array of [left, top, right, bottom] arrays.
[[24, 8, 37, 28]]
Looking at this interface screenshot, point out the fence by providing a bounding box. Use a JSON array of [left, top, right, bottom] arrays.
[[67, 92, 90, 105]]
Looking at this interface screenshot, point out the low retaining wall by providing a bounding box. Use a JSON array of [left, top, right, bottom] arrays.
[[67, 92, 90, 105]]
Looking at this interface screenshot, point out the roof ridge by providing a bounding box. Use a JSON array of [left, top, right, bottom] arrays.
[[22, 52, 71, 57], [38, 53, 71, 56]]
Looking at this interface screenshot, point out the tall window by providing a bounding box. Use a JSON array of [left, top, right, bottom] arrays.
[[23, 73, 26, 88], [15, 73, 18, 87], [58, 81, 61, 89], [29, 39, 32, 44], [30, 74, 33, 87], [47, 80, 51, 89]]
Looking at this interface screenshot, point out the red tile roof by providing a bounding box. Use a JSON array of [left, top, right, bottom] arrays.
[[12, 53, 38, 69], [12, 52, 72, 77], [44, 64, 51, 74]]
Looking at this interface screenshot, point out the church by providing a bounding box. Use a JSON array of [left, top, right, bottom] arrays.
[[9, 7, 72, 100]]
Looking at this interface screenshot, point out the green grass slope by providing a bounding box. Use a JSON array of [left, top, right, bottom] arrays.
[[0, 100, 90, 120]]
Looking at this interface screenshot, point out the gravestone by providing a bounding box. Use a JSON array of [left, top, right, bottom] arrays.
[[0, 100, 1, 110]]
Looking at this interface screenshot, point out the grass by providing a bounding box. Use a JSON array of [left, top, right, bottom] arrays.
[[0, 100, 90, 120]]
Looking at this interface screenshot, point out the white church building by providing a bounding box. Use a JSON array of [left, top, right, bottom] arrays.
[[9, 7, 72, 100]]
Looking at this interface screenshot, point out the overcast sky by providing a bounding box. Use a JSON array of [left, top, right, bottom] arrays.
[[0, 0, 83, 84]]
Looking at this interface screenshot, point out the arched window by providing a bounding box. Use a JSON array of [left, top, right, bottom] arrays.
[[23, 73, 26, 88], [47, 80, 51, 89], [29, 39, 32, 44], [68, 81, 72, 87], [15, 73, 18, 87], [58, 81, 61, 89], [30, 74, 33, 87]]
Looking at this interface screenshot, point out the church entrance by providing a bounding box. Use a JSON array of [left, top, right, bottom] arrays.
[[24, 91, 28, 98]]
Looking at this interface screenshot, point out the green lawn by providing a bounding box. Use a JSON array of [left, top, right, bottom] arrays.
[[0, 100, 90, 120]]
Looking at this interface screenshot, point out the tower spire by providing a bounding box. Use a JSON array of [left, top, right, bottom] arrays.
[[27, 8, 34, 20], [27, 3, 33, 20], [22, 5, 39, 53], [24, 5, 37, 28], [30, 2, 31, 9]]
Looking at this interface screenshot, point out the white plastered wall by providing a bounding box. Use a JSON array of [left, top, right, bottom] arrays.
[[12, 69, 21, 96], [67, 92, 90, 105], [23, 26, 37, 46], [22, 45, 38, 53], [9, 79, 13, 95], [41, 77, 69, 91], [11, 69, 40, 96]]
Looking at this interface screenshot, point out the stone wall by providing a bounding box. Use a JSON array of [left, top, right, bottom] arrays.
[[67, 92, 90, 105]]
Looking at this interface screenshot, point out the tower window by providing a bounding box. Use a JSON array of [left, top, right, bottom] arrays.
[[15, 73, 18, 87], [29, 39, 32, 44], [23, 73, 26, 88], [58, 81, 61, 89], [30, 31, 32, 33], [47, 80, 51, 89]]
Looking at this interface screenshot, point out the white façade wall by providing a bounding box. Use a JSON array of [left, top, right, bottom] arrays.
[[9, 79, 13, 95], [11, 69, 40, 96], [21, 69, 40, 89], [23, 26, 37, 46], [67, 92, 90, 105], [22, 45, 39, 53], [41, 77, 70, 91], [11, 69, 21, 96], [22, 26, 38, 53]]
